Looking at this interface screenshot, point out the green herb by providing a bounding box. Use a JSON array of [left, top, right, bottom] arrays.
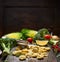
[[34, 28, 49, 40], [0, 38, 17, 54]]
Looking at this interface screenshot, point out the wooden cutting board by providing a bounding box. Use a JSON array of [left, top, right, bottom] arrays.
[[4, 48, 57, 62]]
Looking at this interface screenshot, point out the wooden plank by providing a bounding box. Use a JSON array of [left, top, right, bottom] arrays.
[[50, 8, 60, 36], [0, 0, 3, 37], [5, 47, 57, 62], [3, 8, 55, 34], [5, 0, 56, 7]]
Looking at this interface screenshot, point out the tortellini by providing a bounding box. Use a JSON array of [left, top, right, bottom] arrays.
[[12, 45, 50, 60], [19, 55, 26, 60]]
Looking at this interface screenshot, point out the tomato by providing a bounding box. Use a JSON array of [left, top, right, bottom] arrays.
[[27, 38, 33, 43], [52, 45, 60, 52], [58, 47, 60, 52], [52, 45, 58, 48], [44, 34, 51, 39]]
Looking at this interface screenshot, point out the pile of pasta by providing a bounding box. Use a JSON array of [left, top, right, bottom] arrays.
[[12, 45, 50, 60]]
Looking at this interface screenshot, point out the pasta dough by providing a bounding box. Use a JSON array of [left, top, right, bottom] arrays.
[[19, 55, 26, 60]]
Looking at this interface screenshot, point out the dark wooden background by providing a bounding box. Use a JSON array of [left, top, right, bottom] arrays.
[[0, 0, 59, 37]]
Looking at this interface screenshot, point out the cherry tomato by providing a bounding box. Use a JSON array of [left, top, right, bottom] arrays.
[[55, 45, 59, 48], [58, 47, 60, 52], [27, 38, 33, 43], [52, 45, 60, 52], [44, 34, 51, 39]]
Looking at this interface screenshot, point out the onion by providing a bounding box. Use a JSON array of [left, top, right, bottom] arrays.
[[0, 50, 2, 55], [52, 35, 59, 40]]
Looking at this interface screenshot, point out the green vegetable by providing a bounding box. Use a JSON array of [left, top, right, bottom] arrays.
[[34, 28, 49, 40], [3, 32, 22, 40], [0, 38, 17, 54], [49, 39, 59, 45], [4, 60, 8, 62], [21, 28, 37, 40]]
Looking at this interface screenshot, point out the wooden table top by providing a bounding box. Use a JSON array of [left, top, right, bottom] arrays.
[[4, 48, 57, 62]]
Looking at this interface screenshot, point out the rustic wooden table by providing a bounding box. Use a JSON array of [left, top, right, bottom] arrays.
[[4, 49, 57, 62]]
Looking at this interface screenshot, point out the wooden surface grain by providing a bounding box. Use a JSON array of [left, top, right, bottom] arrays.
[[5, 48, 57, 62]]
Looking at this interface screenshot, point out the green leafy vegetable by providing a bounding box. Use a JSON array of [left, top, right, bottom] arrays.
[[0, 38, 17, 54], [34, 28, 49, 40], [2, 32, 22, 40], [49, 39, 59, 45], [21, 28, 37, 40]]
